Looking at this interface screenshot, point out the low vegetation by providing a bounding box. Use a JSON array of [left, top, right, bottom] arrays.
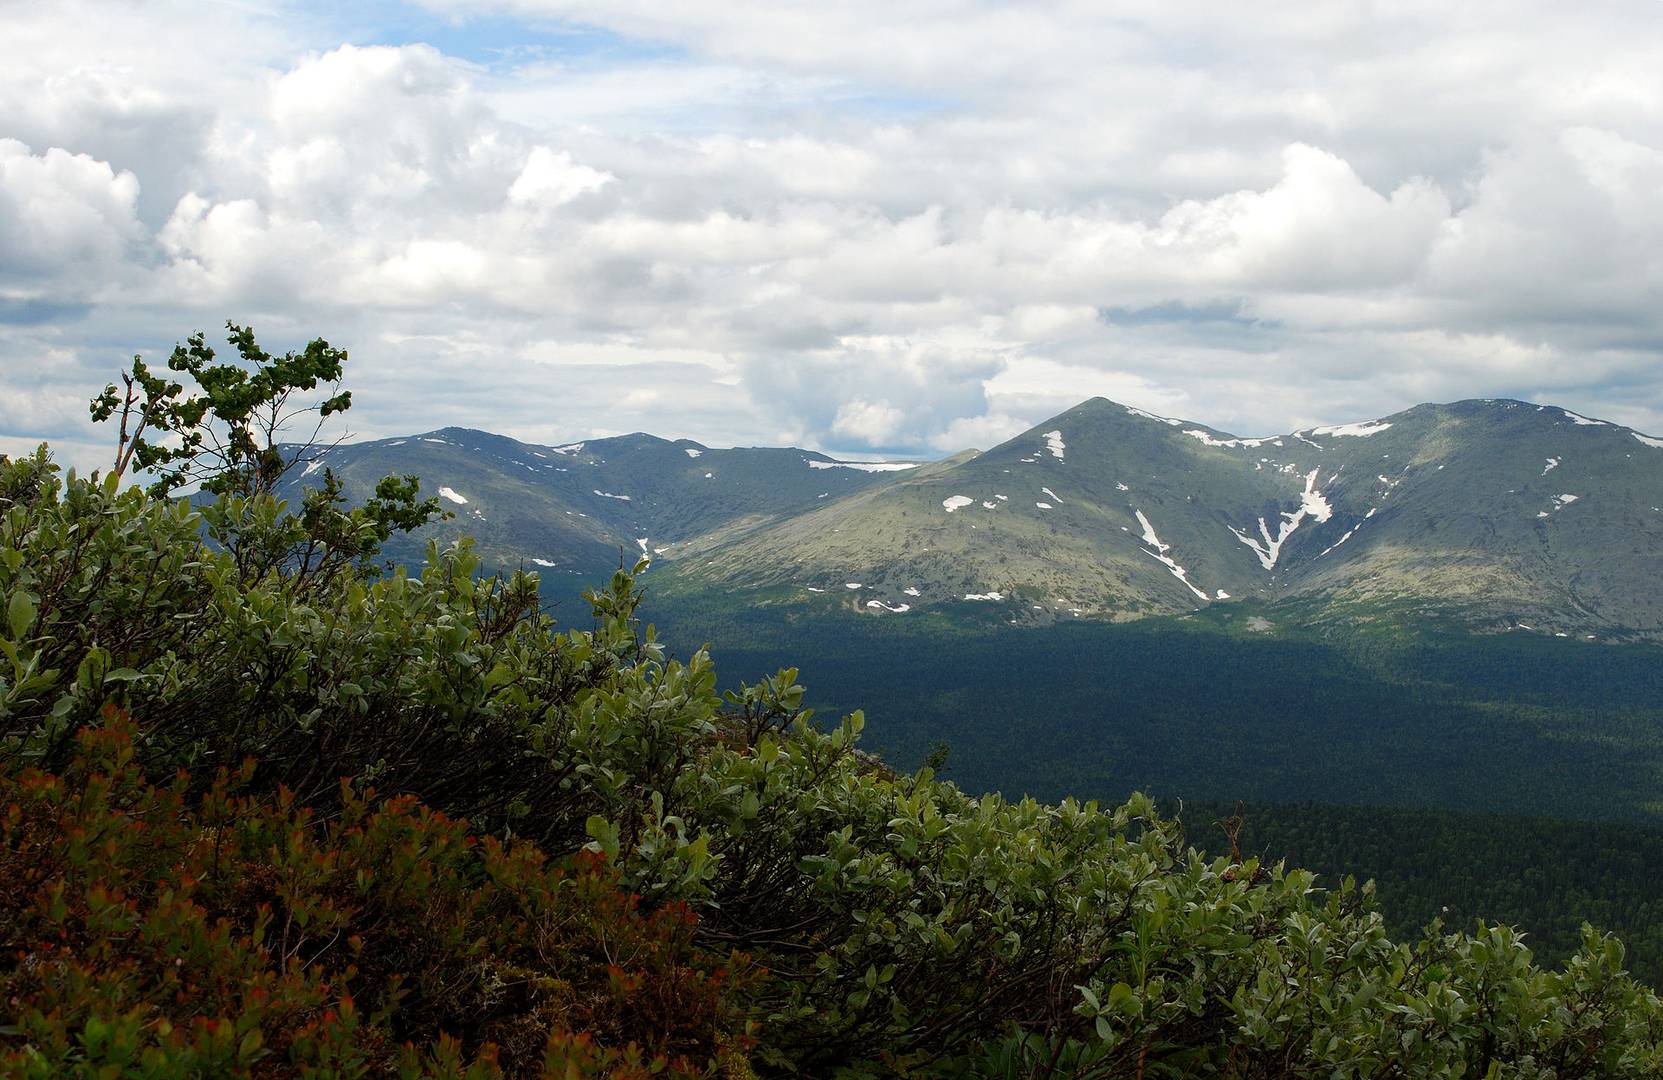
[[1, 330, 1659, 1075]]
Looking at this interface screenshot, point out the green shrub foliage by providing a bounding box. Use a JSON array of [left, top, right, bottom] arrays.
[[2, 447, 1661, 1077]]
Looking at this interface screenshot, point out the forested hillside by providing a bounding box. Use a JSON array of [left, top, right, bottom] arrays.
[[646, 594, 1663, 825], [2, 330, 1661, 1075]]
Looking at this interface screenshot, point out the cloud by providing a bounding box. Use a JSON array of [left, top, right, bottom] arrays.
[[831, 400, 906, 445], [1164, 144, 1451, 289], [508, 147, 614, 206], [0, 140, 143, 290], [744, 336, 1007, 452], [2, 1, 1662, 466]]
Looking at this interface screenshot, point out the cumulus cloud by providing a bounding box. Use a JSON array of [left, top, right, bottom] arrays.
[[0, 140, 143, 290], [2, 0, 1662, 468], [743, 336, 1007, 452]]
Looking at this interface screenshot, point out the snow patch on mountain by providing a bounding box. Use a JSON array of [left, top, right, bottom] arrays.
[[1228, 469, 1331, 570], [1634, 433, 1663, 449], [1561, 410, 1608, 426], [438, 486, 468, 505], [1134, 510, 1168, 553], [1184, 429, 1274, 449], [1131, 509, 1211, 602], [810, 459, 920, 472], [866, 600, 911, 613], [684, 447, 702, 458], [1543, 457, 1560, 475], [593, 490, 632, 501], [1041, 487, 1063, 504], [1043, 431, 1066, 460], [942, 495, 974, 512], [1310, 421, 1392, 438], [1124, 406, 1183, 426], [964, 591, 1004, 601], [1318, 527, 1360, 558]]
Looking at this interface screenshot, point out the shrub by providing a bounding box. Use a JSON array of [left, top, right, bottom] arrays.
[[0, 710, 755, 1078]]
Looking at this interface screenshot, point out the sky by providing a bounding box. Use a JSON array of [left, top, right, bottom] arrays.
[[4, 1, 1663, 472]]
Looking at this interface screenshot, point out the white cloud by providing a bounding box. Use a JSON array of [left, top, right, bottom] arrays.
[[0, 139, 143, 289], [831, 400, 906, 444], [508, 147, 613, 206], [2, 2, 1662, 461], [1164, 144, 1451, 289]]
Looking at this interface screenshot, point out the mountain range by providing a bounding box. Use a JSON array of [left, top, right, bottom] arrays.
[[283, 397, 1663, 639]]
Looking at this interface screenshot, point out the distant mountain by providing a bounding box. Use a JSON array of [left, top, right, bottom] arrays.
[[665, 398, 1663, 638], [278, 426, 921, 580], [282, 398, 1663, 638]]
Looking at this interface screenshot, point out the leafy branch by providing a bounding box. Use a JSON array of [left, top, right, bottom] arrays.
[[90, 320, 352, 499]]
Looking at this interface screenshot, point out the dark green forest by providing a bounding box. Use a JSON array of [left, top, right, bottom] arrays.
[[645, 591, 1663, 822], [1183, 801, 1663, 989]]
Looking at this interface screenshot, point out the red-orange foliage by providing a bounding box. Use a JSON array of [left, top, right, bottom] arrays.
[[0, 710, 757, 1078]]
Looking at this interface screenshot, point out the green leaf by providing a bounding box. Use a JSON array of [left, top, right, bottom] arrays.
[[584, 814, 620, 859], [7, 590, 35, 639]]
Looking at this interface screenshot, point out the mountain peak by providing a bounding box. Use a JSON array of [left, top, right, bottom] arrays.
[[290, 397, 1663, 637]]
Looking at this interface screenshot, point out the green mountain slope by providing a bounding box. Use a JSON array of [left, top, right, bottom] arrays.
[[281, 396, 1663, 637], [658, 397, 1663, 637], [277, 426, 920, 578]]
